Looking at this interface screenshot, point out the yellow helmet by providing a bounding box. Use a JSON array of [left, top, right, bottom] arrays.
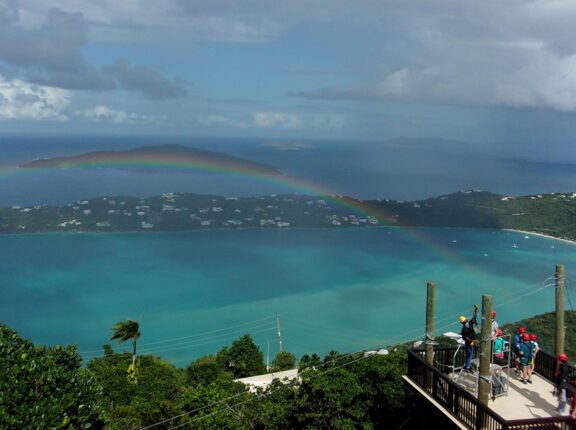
[[459, 316, 467, 323]]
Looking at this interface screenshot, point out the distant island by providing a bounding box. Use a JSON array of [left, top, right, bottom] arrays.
[[2, 190, 576, 241], [19, 144, 280, 176]]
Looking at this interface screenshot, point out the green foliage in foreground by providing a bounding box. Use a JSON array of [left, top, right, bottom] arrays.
[[0, 324, 414, 429], [88, 352, 186, 429], [215, 334, 267, 378], [7, 308, 576, 429], [0, 323, 105, 429], [271, 350, 297, 371], [502, 310, 576, 359]]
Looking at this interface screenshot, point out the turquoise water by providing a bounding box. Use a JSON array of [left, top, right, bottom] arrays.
[[1, 227, 573, 367]]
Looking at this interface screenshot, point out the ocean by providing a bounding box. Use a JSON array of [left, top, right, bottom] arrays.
[[1, 227, 572, 366], [1, 134, 576, 366], [2, 134, 576, 206]]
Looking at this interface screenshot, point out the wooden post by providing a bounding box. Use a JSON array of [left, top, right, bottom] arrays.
[[555, 264, 565, 358], [478, 294, 493, 405], [425, 281, 435, 367]]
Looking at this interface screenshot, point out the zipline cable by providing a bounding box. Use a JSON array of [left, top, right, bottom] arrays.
[[79, 315, 276, 354], [138, 279, 552, 429]]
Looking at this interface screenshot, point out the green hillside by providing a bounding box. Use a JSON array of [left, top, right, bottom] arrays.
[[502, 310, 576, 359], [4, 190, 576, 239]]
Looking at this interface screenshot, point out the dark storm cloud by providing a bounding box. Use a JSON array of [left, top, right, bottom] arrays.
[[0, 3, 186, 98], [103, 59, 187, 100], [0, 6, 114, 90], [0, 0, 18, 24], [0, 8, 83, 72]]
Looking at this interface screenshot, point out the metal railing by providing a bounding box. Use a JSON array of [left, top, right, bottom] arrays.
[[406, 347, 576, 430], [534, 349, 576, 386]]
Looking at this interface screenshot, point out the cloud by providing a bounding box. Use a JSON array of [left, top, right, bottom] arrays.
[[199, 111, 345, 130], [8, 0, 576, 114], [296, 53, 576, 112], [0, 7, 114, 90], [0, 75, 71, 120], [252, 112, 303, 129], [17, 0, 359, 43], [75, 105, 162, 124], [286, 0, 576, 112], [0, 5, 184, 97], [260, 141, 315, 151], [102, 59, 186, 100]]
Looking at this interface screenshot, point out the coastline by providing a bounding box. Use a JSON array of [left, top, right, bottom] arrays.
[[503, 229, 576, 246]]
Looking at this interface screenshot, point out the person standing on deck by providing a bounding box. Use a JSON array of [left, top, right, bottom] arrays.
[[556, 354, 570, 415], [460, 304, 478, 372], [528, 334, 539, 379], [519, 333, 534, 383], [493, 329, 506, 364], [514, 327, 527, 372], [491, 311, 499, 341]]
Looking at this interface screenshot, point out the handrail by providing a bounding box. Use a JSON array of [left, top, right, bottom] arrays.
[[534, 349, 576, 386], [406, 347, 576, 430], [407, 347, 506, 429]]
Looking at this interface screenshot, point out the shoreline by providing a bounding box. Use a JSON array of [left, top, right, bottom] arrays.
[[503, 229, 576, 246]]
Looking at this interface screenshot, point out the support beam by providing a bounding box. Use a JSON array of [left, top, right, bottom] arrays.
[[478, 294, 493, 405], [555, 264, 565, 358], [425, 281, 436, 367]]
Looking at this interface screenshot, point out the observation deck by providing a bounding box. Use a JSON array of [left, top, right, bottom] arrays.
[[404, 346, 576, 429]]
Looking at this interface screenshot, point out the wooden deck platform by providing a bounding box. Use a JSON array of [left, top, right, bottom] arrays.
[[405, 347, 576, 429], [450, 369, 566, 420], [488, 371, 564, 420]]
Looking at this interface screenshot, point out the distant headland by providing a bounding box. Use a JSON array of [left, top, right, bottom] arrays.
[[2, 190, 576, 242], [19, 144, 281, 176]]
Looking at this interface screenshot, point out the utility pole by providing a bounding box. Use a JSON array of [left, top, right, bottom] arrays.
[[276, 312, 283, 353], [266, 341, 270, 372], [478, 294, 493, 406], [425, 281, 435, 367], [555, 264, 565, 358]]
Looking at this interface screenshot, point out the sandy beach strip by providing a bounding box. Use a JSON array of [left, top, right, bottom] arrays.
[[503, 228, 576, 246]]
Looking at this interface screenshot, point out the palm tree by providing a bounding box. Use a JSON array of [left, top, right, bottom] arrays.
[[110, 319, 141, 368]]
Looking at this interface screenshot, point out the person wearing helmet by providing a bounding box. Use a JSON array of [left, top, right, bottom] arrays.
[[513, 327, 527, 372], [493, 328, 506, 363], [529, 334, 539, 378], [556, 354, 570, 414], [460, 305, 478, 373], [519, 332, 534, 383], [491, 311, 499, 341]]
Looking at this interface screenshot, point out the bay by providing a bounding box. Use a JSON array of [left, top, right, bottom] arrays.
[[1, 227, 572, 366]]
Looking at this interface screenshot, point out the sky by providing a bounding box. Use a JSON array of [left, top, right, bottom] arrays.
[[1, 0, 576, 161]]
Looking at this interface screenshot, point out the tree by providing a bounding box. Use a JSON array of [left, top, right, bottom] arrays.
[[178, 383, 246, 429], [299, 353, 322, 370], [295, 366, 366, 429], [0, 323, 105, 429], [88, 354, 186, 429], [186, 354, 233, 386], [110, 319, 141, 383], [216, 334, 266, 378], [271, 351, 297, 371]]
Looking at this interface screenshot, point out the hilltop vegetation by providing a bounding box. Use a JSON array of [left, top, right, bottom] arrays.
[[3, 190, 576, 239], [2, 310, 574, 428], [370, 190, 576, 239], [502, 310, 576, 359], [0, 323, 411, 429]]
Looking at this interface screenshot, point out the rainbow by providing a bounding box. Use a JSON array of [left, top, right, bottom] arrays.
[[1, 147, 479, 272]]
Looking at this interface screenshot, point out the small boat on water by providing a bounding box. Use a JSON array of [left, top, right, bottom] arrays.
[[513, 243, 518, 248]]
